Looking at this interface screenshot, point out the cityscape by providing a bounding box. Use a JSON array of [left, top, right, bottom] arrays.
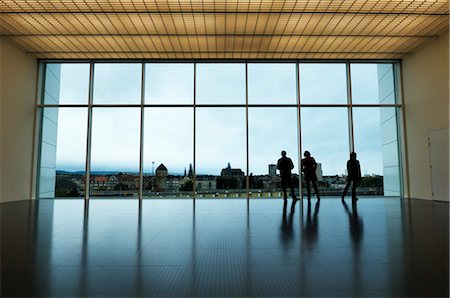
[[55, 162, 384, 198]]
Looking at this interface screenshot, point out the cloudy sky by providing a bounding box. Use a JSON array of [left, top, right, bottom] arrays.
[[51, 62, 396, 176]]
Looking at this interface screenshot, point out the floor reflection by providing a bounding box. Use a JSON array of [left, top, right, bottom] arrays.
[[1, 198, 448, 297], [342, 200, 364, 296], [301, 200, 320, 250]]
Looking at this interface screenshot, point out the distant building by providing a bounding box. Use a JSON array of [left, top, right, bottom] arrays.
[[156, 164, 168, 177], [187, 163, 193, 178], [118, 174, 138, 189], [156, 164, 168, 190], [268, 164, 277, 176], [316, 163, 323, 181], [196, 175, 217, 191], [166, 176, 181, 190], [107, 175, 118, 189], [94, 176, 108, 188], [221, 163, 244, 177]]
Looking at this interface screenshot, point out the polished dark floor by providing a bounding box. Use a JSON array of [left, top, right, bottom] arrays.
[[1, 198, 449, 297]]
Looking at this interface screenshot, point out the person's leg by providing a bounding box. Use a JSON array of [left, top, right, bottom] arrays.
[[306, 179, 311, 200], [342, 180, 351, 199], [351, 179, 358, 201], [312, 180, 320, 200], [288, 176, 297, 200], [281, 178, 288, 200]]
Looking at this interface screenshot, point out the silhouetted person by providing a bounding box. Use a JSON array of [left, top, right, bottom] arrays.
[[342, 152, 361, 202], [301, 151, 320, 201], [277, 150, 298, 201]]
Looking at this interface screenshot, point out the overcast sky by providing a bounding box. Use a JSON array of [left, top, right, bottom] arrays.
[[52, 62, 395, 176]]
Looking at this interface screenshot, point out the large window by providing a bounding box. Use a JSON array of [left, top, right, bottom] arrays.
[[89, 108, 141, 198], [196, 108, 246, 198], [143, 108, 193, 198], [38, 61, 402, 199]]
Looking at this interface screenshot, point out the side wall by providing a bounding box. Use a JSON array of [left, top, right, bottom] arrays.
[[402, 31, 449, 200], [0, 38, 38, 203]]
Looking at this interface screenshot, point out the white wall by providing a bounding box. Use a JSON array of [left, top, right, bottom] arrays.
[[402, 31, 449, 200], [0, 38, 38, 203]]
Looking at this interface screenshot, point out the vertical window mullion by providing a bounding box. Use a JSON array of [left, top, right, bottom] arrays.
[[84, 62, 95, 201], [296, 61, 303, 200], [139, 62, 145, 204], [35, 63, 46, 199], [193, 62, 197, 202], [346, 62, 355, 154], [245, 62, 250, 202]]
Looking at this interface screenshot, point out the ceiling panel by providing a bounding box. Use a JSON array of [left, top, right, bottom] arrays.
[[0, 0, 448, 59]]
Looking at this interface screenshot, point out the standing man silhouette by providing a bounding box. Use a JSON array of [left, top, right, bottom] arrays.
[[342, 152, 361, 202], [301, 151, 320, 201], [277, 151, 298, 202]]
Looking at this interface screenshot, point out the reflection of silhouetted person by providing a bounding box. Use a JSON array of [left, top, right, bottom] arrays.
[[277, 151, 298, 201], [341, 199, 363, 295], [301, 200, 320, 249], [301, 151, 320, 201], [342, 152, 361, 202], [341, 200, 363, 248], [281, 199, 296, 246]]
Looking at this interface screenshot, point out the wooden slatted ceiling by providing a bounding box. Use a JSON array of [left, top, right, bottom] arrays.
[[0, 0, 448, 59]]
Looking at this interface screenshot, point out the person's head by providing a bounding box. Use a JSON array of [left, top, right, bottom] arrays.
[[281, 150, 287, 157], [350, 152, 357, 159], [304, 151, 310, 157]]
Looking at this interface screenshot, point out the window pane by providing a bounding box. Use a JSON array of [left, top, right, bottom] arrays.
[[44, 63, 89, 104], [300, 63, 347, 104], [248, 63, 297, 104], [196, 108, 246, 197], [93, 63, 142, 104], [90, 108, 141, 197], [249, 108, 299, 198], [301, 108, 349, 196], [38, 108, 87, 198], [353, 107, 401, 196], [351, 63, 396, 104], [145, 63, 194, 104], [196, 63, 245, 104], [143, 108, 193, 198]]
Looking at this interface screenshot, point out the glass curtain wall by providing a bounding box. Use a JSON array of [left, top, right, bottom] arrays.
[[143, 63, 194, 198], [247, 62, 299, 198], [37, 61, 402, 199]]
